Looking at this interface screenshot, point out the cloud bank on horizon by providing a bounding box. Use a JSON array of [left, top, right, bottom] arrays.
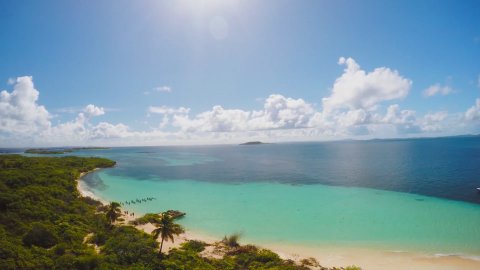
[[0, 57, 479, 147]]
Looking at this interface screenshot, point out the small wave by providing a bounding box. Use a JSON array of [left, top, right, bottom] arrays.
[[432, 253, 480, 261]]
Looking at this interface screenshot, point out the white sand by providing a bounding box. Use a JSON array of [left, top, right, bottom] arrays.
[[261, 243, 480, 270]]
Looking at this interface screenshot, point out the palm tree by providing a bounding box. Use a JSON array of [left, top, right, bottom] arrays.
[[105, 202, 122, 227], [151, 212, 185, 254]]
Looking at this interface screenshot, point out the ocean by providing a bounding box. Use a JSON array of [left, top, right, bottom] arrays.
[[61, 137, 480, 255]]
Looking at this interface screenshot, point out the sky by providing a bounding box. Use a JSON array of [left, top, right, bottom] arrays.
[[1, 0, 480, 147]]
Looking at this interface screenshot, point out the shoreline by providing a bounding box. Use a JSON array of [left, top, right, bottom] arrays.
[[76, 173, 480, 270], [77, 168, 108, 204]]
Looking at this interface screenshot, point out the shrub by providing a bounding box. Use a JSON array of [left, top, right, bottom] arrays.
[[300, 257, 320, 267], [22, 223, 58, 248], [181, 240, 207, 252], [222, 233, 241, 248], [102, 226, 158, 266]]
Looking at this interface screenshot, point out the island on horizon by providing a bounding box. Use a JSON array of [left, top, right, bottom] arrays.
[[25, 147, 110, 154], [239, 141, 266, 145]]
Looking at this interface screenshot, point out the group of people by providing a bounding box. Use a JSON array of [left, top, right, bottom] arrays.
[[120, 197, 156, 206], [118, 197, 157, 218], [123, 210, 134, 217]]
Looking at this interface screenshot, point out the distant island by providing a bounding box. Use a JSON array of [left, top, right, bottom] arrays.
[[25, 147, 109, 154], [239, 141, 266, 145]]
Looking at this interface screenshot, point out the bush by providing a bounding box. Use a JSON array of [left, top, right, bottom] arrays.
[[88, 231, 108, 246], [102, 226, 158, 266], [22, 223, 58, 248], [131, 213, 160, 225], [300, 257, 320, 267], [222, 233, 241, 248], [181, 240, 207, 252]]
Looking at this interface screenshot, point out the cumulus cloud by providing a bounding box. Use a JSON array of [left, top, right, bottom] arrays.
[[44, 113, 88, 142], [253, 94, 315, 129], [423, 84, 453, 97], [170, 94, 316, 132], [383, 104, 416, 124], [148, 106, 190, 129], [421, 111, 448, 132], [91, 122, 130, 139], [40, 113, 131, 145], [465, 98, 480, 121], [0, 76, 51, 134], [84, 104, 105, 117], [377, 104, 419, 134], [335, 109, 372, 127], [322, 57, 412, 112], [1, 65, 477, 147], [173, 105, 250, 132], [423, 111, 448, 122]]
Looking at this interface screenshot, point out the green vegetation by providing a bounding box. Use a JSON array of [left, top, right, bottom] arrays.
[[105, 202, 122, 228], [25, 147, 109, 155], [345, 267, 362, 270], [0, 155, 360, 270], [222, 233, 241, 248], [151, 213, 185, 254], [131, 213, 162, 225], [0, 155, 115, 269], [24, 148, 74, 154]]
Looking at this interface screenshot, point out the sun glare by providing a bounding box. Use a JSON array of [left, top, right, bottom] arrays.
[[176, 0, 242, 14]]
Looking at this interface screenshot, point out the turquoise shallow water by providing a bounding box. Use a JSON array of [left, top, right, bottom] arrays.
[[84, 170, 480, 255]]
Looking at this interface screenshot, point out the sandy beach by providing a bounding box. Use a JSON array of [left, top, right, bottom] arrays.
[[77, 169, 105, 203], [262, 243, 480, 270], [77, 173, 480, 270]]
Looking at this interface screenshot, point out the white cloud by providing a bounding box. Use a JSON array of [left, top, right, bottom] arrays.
[[335, 109, 372, 127], [91, 122, 130, 139], [1, 66, 478, 147], [170, 94, 316, 132], [148, 106, 190, 115], [423, 111, 448, 122], [421, 111, 448, 132], [84, 104, 105, 117], [0, 76, 51, 134], [153, 86, 172, 93], [44, 113, 88, 142], [148, 106, 191, 129], [322, 57, 412, 112], [383, 104, 416, 125], [173, 105, 250, 132], [255, 94, 315, 129], [465, 98, 480, 121], [423, 84, 453, 97], [40, 113, 131, 145], [144, 86, 172, 95]]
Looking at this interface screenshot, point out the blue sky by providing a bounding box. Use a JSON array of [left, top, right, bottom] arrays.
[[1, 0, 479, 146]]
